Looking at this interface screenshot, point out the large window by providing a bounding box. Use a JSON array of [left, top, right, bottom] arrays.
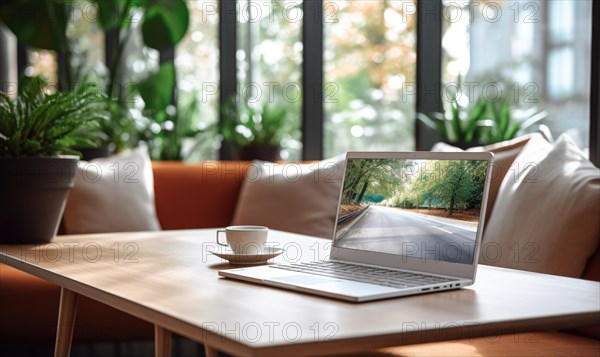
[[442, 0, 592, 150], [177, 0, 220, 160], [236, 0, 303, 160], [323, 0, 417, 157], [66, 1, 104, 84], [5, 0, 597, 161]]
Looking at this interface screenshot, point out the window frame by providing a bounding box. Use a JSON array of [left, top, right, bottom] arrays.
[[216, 0, 445, 157], [302, 0, 324, 160], [218, 0, 238, 160], [7, 0, 596, 165], [590, 1, 600, 165]]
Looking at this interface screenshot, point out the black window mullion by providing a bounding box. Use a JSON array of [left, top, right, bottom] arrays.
[[56, 50, 68, 91], [159, 47, 177, 106], [219, 0, 237, 160], [104, 27, 118, 87], [16, 42, 27, 82], [302, 0, 324, 160], [590, 0, 600, 166], [415, 0, 443, 151]]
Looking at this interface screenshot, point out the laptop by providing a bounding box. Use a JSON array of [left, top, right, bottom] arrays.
[[219, 151, 494, 302]]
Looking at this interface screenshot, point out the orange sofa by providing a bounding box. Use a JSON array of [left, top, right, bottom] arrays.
[[1, 160, 598, 355]]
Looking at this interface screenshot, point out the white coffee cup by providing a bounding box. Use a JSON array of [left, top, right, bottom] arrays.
[[216, 225, 268, 255]]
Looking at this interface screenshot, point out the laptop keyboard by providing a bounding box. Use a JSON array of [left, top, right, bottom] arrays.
[[270, 261, 456, 289]]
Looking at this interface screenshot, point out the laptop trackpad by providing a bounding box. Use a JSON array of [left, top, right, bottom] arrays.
[[266, 274, 399, 296], [268, 274, 346, 285]]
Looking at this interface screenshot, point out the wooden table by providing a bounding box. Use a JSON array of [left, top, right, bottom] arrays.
[[1, 229, 598, 357]]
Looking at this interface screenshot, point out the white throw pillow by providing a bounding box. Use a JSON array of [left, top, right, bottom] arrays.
[[231, 156, 346, 238], [63, 147, 161, 234], [480, 134, 600, 278]]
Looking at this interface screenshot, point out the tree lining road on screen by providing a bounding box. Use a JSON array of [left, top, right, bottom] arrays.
[[334, 158, 489, 264]]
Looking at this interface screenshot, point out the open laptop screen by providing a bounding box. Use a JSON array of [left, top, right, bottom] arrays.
[[333, 158, 489, 265]]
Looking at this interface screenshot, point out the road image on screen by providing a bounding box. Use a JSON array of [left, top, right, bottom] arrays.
[[334, 158, 489, 264]]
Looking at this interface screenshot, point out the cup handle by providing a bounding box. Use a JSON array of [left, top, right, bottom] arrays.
[[216, 229, 228, 247]]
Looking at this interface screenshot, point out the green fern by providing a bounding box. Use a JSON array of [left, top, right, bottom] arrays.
[[0, 77, 108, 157]]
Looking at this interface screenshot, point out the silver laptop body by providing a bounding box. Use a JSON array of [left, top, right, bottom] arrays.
[[219, 151, 494, 302]]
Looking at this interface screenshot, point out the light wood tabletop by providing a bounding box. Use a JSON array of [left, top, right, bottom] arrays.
[[1, 229, 599, 357]]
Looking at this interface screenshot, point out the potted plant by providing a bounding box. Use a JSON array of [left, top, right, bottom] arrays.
[[221, 99, 293, 161], [0, 0, 190, 158], [418, 96, 547, 149], [479, 97, 547, 145], [0, 77, 106, 243]]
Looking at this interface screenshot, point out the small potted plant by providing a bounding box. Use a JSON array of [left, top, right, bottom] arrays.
[[0, 77, 106, 243], [221, 98, 294, 161], [418, 96, 547, 149]]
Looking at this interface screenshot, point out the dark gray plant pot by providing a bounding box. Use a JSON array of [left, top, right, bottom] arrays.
[[0, 156, 78, 244], [235, 145, 281, 162], [76, 143, 115, 161]]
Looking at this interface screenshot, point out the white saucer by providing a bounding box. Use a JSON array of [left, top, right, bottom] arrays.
[[211, 246, 284, 265]]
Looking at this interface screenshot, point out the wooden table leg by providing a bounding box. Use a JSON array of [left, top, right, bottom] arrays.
[[54, 287, 79, 357], [204, 345, 219, 357], [155, 325, 172, 357]]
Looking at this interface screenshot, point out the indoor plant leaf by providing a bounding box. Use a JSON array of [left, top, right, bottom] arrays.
[[138, 63, 175, 113], [0, 76, 107, 157], [0, 0, 68, 51], [92, 0, 126, 30], [464, 99, 488, 143], [92, 0, 148, 30], [505, 121, 522, 141], [416, 112, 447, 141], [498, 99, 511, 137], [447, 100, 461, 143], [141, 0, 189, 52]]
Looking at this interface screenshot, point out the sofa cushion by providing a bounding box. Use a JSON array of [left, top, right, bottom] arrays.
[[152, 161, 252, 229], [480, 134, 600, 278], [63, 147, 161, 234], [432, 135, 532, 223], [343, 332, 600, 357], [231, 156, 345, 238]]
